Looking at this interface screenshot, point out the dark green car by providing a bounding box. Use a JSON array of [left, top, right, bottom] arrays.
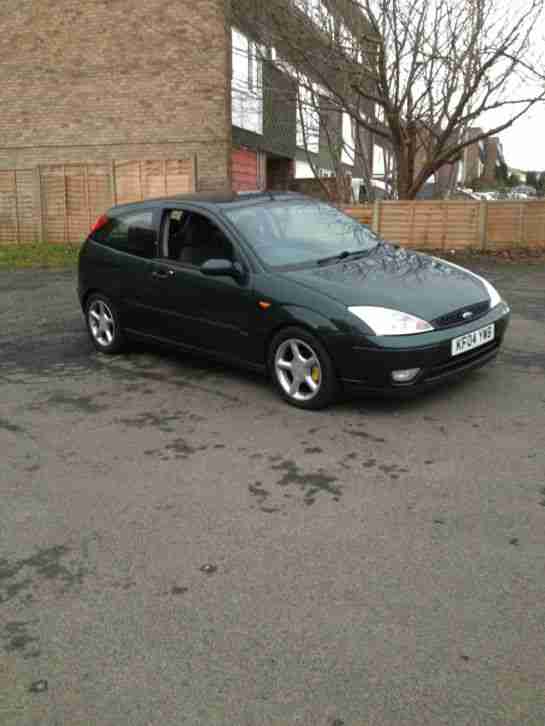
[[78, 192, 510, 409]]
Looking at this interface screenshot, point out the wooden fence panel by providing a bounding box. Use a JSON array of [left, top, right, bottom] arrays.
[[41, 165, 68, 244], [0, 171, 18, 244], [443, 202, 480, 250], [486, 200, 545, 249], [165, 159, 195, 196], [87, 164, 113, 226], [344, 200, 545, 250], [343, 205, 372, 226], [0, 170, 37, 244], [16, 170, 37, 243], [34, 157, 197, 243], [487, 202, 524, 249], [378, 201, 412, 246], [523, 201, 545, 246]]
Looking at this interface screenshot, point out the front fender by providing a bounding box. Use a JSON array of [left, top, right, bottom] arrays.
[[280, 304, 345, 335]]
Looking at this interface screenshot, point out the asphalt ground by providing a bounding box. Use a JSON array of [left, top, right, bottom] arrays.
[[1, 260, 545, 725]]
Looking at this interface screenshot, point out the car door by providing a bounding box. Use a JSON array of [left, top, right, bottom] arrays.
[[90, 207, 162, 335], [110, 207, 180, 337], [145, 207, 261, 364]]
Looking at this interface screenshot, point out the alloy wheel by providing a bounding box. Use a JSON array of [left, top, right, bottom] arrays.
[[274, 338, 323, 402], [88, 299, 115, 347]]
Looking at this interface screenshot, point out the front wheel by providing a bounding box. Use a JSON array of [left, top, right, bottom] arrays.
[[85, 294, 125, 354], [268, 327, 338, 410]]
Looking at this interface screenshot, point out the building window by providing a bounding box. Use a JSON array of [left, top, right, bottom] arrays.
[[342, 112, 355, 166], [373, 144, 385, 176], [295, 160, 334, 178], [297, 84, 320, 154], [294, 0, 319, 22], [339, 22, 356, 59], [232, 28, 263, 135], [294, 0, 334, 33]]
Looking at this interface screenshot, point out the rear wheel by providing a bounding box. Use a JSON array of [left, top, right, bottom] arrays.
[[268, 327, 338, 410], [85, 294, 125, 354]]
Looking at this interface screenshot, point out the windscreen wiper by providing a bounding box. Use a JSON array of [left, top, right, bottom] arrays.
[[317, 249, 369, 266]]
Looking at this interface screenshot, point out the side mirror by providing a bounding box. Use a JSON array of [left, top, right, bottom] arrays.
[[201, 258, 246, 282]]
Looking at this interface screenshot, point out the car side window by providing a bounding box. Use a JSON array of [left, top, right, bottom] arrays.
[[162, 210, 234, 267], [92, 210, 156, 258], [162, 209, 189, 260]]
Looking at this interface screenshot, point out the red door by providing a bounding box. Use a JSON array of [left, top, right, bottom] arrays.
[[232, 148, 261, 191]]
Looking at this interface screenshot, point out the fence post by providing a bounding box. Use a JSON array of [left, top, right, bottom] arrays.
[[13, 171, 20, 245], [478, 201, 488, 251], [409, 202, 415, 248], [372, 200, 380, 234], [35, 167, 46, 244]]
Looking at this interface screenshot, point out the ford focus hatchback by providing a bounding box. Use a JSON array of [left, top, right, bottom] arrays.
[[78, 192, 510, 409]]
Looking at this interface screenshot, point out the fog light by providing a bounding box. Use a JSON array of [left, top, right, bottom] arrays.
[[391, 368, 421, 383]]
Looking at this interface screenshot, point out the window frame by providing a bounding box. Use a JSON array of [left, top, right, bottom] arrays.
[[231, 27, 264, 135], [157, 206, 252, 273], [296, 82, 321, 154], [91, 207, 159, 259]]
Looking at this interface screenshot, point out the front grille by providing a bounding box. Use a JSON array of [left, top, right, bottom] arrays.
[[424, 339, 501, 381], [432, 300, 490, 330]]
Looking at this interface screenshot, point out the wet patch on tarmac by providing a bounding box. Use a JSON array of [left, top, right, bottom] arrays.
[[248, 481, 271, 508], [1, 620, 40, 659], [342, 426, 386, 444], [378, 463, 410, 480], [0, 418, 25, 434], [30, 392, 108, 415], [271, 458, 341, 505], [165, 438, 208, 460], [144, 437, 208, 461], [0, 544, 86, 605], [119, 411, 180, 433], [171, 585, 189, 595], [118, 408, 205, 433]]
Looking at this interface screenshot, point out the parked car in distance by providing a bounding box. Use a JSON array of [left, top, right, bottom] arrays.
[[78, 192, 510, 409]]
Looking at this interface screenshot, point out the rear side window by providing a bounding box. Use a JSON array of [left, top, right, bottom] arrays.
[[92, 210, 157, 258]]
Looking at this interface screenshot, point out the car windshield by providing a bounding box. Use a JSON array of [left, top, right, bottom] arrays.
[[224, 200, 380, 269]]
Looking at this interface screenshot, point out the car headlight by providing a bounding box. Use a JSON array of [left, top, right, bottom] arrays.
[[479, 277, 502, 308], [432, 256, 503, 309], [348, 306, 434, 335]]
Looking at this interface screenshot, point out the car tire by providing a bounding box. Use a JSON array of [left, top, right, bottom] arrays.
[[85, 293, 125, 354], [268, 326, 338, 410]]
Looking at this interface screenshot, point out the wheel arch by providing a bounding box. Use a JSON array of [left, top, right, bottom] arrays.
[[263, 306, 342, 376], [81, 288, 102, 311]]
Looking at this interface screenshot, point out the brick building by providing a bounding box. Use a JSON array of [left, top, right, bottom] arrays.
[[0, 0, 231, 191], [0, 0, 381, 204]]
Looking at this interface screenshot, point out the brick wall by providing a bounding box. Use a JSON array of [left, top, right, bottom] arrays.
[[0, 0, 232, 191]]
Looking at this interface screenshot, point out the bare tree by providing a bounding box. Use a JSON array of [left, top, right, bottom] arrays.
[[232, 0, 545, 199]]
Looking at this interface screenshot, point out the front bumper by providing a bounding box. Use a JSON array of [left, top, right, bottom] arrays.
[[331, 302, 510, 395]]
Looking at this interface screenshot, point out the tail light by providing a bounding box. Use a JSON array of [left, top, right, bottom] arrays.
[[90, 214, 109, 236]]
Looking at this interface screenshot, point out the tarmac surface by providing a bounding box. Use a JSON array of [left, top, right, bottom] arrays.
[[1, 260, 545, 725]]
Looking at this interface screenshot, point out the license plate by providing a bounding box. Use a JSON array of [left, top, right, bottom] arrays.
[[451, 323, 495, 357]]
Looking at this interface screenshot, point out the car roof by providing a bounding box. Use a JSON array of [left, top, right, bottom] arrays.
[[108, 190, 310, 215]]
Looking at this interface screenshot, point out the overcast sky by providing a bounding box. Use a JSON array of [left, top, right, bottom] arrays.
[[484, 0, 545, 173], [497, 107, 545, 172]]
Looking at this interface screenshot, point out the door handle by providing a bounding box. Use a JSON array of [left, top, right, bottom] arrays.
[[152, 268, 175, 279]]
